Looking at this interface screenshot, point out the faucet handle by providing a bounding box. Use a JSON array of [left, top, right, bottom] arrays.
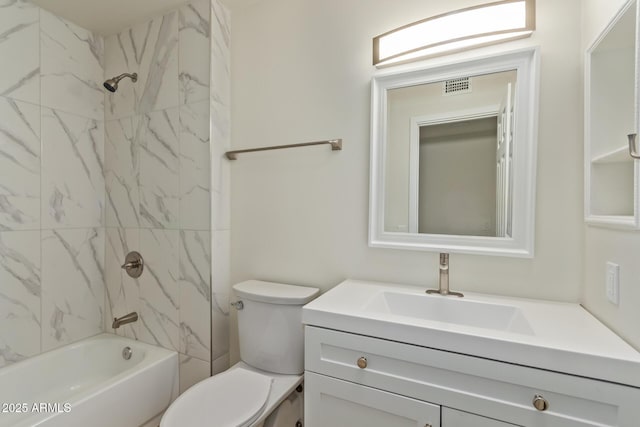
[[121, 261, 140, 269], [121, 251, 144, 278], [439, 253, 449, 265]]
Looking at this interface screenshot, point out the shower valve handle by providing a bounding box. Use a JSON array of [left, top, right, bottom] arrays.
[[121, 251, 144, 278], [121, 261, 140, 269]]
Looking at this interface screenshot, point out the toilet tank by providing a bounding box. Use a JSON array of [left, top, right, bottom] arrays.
[[233, 280, 320, 375]]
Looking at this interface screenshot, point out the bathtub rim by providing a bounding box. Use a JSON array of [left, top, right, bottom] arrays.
[[0, 333, 178, 427]]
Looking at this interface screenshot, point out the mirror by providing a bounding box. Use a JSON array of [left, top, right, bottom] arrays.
[[369, 48, 539, 257]]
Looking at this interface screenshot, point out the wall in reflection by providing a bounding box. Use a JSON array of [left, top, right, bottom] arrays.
[[418, 117, 498, 236], [384, 70, 516, 237]]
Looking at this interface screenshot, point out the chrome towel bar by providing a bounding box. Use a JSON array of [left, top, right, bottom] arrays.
[[225, 139, 342, 160]]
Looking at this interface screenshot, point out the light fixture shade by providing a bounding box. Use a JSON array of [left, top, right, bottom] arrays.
[[373, 0, 535, 66]]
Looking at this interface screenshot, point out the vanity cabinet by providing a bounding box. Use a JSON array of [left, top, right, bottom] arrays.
[[585, 0, 640, 228], [304, 326, 640, 427]]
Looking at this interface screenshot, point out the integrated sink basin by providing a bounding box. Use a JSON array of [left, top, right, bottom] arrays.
[[364, 291, 534, 335], [302, 279, 640, 388]]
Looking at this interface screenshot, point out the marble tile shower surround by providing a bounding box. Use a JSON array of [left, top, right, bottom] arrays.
[[180, 100, 211, 231], [104, 11, 179, 120], [40, 9, 105, 121], [0, 231, 40, 366], [0, 0, 39, 104], [138, 108, 180, 229], [0, 0, 231, 389], [104, 3, 213, 232], [179, 229, 212, 361], [209, 0, 231, 376], [180, 1, 212, 105], [41, 108, 105, 229], [41, 228, 105, 351], [138, 228, 180, 352], [104, 227, 214, 362], [0, 98, 40, 231], [105, 227, 140, 340], [0, 0, 106, 366], [105, 117, 139, 229], [102, 0, 234, 388]]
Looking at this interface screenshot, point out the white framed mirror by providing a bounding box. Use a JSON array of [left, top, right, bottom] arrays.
[[369, 47, 540, 257]]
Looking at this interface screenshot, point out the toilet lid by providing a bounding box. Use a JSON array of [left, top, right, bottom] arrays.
[[161, 368, 273, 427]]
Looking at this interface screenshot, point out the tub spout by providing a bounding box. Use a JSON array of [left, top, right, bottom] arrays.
[[112, 312, 138, 329]]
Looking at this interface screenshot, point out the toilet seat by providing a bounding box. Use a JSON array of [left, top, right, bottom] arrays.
[[161, 368, 273, 427]]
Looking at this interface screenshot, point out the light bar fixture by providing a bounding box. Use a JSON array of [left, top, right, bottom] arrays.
[[373, 0, 535, 66]]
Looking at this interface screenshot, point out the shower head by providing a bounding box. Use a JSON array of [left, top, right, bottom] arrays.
[[103, 72, 138, 93]]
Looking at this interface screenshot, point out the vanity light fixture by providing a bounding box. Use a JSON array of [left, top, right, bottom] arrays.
[[373, 0, 535, 66]]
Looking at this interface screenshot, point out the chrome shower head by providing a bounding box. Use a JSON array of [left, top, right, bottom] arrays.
[[103, 72, 138, 93]]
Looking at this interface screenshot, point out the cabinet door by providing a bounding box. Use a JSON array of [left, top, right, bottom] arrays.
[[443, 407, 520, 427], [305, 372, 440, 427]]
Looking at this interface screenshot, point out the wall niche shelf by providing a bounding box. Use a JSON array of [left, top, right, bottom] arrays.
[[585, 0, 640, 229]]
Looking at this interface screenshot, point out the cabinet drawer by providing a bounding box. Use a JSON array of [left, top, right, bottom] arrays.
[[442, 407, 520, 427], [305, 371, 440, 427], [305, 326, 640, 426]]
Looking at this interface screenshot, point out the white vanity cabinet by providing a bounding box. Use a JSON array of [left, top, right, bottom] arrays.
[[585, 0, 640, 228], [304, 326, 640, 427]]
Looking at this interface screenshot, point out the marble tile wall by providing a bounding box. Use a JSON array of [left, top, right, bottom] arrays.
[[210, 0, 231, 375], [0, 0, 105, 366], [103, 0, 230, 390]]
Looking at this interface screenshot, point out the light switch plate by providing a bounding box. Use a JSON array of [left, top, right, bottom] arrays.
[[606, 262, 620, 305]]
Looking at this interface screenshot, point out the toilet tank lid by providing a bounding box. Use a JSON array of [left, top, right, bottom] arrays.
[[233, 280, 320, 305]]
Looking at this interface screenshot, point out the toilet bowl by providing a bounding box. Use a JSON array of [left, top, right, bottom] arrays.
[[160, 280, 319, 427]]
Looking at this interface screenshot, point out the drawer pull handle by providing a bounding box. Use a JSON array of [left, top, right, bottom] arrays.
[[357, 357, 368, 369], [532, 394, 549, 411]]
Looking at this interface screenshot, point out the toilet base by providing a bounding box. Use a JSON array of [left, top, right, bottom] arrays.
[[236, 362, 303, 427], [262, 386, 303, 427]]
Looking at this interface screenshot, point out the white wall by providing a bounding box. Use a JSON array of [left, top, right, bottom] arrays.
[[229, 0, 584, 359], [581, 0, 640, 351]]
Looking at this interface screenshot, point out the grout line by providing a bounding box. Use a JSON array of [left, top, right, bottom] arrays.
[[0, 226, 215, 232], [38, 4, 44, 357], [106, 98, 211, 123]]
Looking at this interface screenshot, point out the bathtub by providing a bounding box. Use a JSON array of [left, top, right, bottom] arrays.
[[0, 334, 178, 427]]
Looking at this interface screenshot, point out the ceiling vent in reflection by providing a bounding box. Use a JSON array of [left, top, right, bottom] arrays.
[[443, 77, 471, 95]]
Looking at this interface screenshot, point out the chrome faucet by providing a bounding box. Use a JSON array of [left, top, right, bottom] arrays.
[[426, 253, 463, 297], [112, 312, 138, 329]]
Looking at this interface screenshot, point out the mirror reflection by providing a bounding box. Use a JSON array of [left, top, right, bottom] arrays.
[[384, 70, 517, 238]]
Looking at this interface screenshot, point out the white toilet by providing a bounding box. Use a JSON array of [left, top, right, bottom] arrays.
[[161, 280, 320, 427]]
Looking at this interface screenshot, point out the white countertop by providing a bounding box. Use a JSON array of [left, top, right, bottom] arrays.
[[302, 279, 640, 388]]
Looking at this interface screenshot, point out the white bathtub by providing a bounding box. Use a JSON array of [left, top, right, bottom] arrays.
[[0, 334, 178, 427]]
